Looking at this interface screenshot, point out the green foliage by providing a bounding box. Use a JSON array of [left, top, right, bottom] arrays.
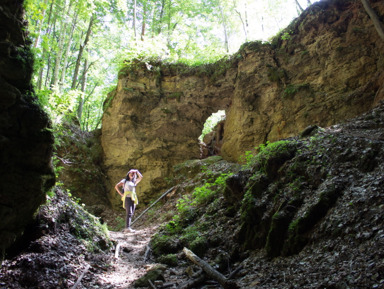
[[241, 140, 296, 171], [281, 31, 292, 40], [24, 0, 311, 134], [151, 233, 179, 256], [165, 216, 182, 235], [199, 110, 225, 141], [36, 89, 77, 126], [176, 172, 233, 215], [283, 83, 311, 98], [45, 187, 112, 253], [157, 254, 178, 267], [267, 66, 286, 83]]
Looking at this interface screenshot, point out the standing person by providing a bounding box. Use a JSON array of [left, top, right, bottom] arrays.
[[115, 169, 143, 233]]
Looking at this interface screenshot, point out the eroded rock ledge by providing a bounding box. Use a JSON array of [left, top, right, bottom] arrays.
[[0, 1, 55, 253], [101, 0, 384, 206]]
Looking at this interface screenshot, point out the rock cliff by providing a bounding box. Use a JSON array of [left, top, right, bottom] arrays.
[[0, 1, 55, 253], [101, 0, 384, 206]]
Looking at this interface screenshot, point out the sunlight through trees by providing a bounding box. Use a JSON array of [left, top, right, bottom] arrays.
[[25, 0, 314, 131]]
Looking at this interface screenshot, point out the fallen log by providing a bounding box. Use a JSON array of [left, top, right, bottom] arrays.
[[182, 247, 238, 289], [228, 265, 244, 279]]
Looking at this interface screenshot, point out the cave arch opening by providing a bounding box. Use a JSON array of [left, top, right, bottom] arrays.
[[199, 110, 226, 158]]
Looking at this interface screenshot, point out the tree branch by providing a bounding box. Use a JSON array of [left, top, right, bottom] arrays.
[[361, 0, 384, 41], [183, 247, 238, 289]]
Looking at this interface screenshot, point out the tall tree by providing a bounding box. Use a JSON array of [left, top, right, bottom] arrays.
[[59, 11, 78, 92], [71, 13, 95, 90], [133, 0, 137, 40], [50, 0, 74, 90], [235, 3, 248, 42], [141, 1, 148, 40], [294, 0, 304, 13], [218, 0, 229, 53]]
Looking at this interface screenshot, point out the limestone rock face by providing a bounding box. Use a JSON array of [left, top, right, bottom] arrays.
[[222, 0, 384, 161], [0, 1, 55, 252], [101, 0, 384, 206], [101, 63, 233, 206]]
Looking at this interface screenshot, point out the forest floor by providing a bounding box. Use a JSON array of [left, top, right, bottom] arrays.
[[0, 203, 195, 289], [99, 226, 159, 288], [0, 189, 172, 289]]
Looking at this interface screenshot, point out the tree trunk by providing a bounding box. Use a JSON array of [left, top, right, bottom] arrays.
[[71, 14, 95, 90], [80, 57, 88, 93], [261, 16, 264, 33], [235, 9, 247, 42], [50, 0, 73, 90], [157, 0, 165, 35], [33, 0, 49, 48], [133, 0, 137, 40], [50, 22, 67, 90], [361, 0, 384, 41], [141, 3, 147, 41], [36, 0, 55, 90], [295, 0, 304, 13], [245, 3, 249, 39], [59, 11, 78, 92], [93, 102, 103, 130], [218, 1, 229, 53], [44, 54, 52, 88], [76, 56, 89, 122]]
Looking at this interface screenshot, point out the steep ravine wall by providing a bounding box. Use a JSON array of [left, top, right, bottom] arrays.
[[101, 0, 384, 206], [0, 1, 55, 253]]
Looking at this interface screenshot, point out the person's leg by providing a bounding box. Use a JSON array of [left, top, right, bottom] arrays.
[[124, 197, 132, 229], [126, 197, 136, 230]]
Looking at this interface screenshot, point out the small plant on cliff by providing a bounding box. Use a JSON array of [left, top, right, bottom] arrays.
[[167, 171, 233, 235], [241, 140, 296, 171], [176, 172, 232, 213], [282, 83, 311, 98], [281, 31, 292, 40]]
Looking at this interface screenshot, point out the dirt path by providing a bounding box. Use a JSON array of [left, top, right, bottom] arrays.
[[97, 225, 160, 289]]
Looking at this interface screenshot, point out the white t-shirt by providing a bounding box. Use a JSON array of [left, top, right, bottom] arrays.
[[122, 179, 136, 193]]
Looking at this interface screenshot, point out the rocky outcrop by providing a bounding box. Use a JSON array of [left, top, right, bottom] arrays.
[[0, 1, 55, 253], [101, 0, 384, 206], [101, 63, 232, 206]]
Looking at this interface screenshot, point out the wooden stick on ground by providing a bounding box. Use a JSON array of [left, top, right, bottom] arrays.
[[177, 273, 206, 289], [228, 265, 244, 279], [132, 186, 176, 226], [148, 279, 156, 289], [182, 247, 238, 289], [144, 244, 151, 262], [115, 242, 122, 259], [71, 264, 90, 289]]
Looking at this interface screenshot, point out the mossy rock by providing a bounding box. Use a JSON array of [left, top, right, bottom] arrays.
[[134, 264, 166, 287], [157, 254, 178, 267], [265, 198, 302, 257], [282, 180, 345, 256], [189, 236, 208, 257], [150, 234, 180, 256]]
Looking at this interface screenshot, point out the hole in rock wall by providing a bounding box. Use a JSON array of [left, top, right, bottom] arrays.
[[199, 110, 226, 159]]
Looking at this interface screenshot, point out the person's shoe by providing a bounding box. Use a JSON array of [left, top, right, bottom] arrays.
[[126, 227, 135, 233]]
